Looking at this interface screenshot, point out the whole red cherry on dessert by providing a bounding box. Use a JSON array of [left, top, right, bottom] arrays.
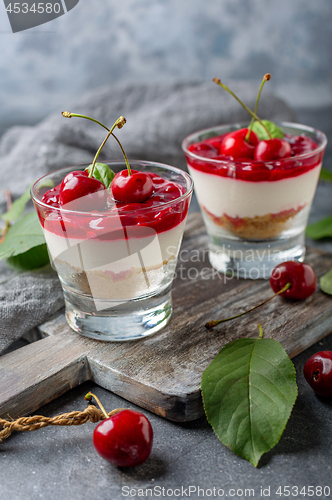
[[270, 261, 317, 300], [303, 351, 332, 397], [59, 170, 107, 211], [111, 169, 154, 203], [254, 138, 292, 161], [93, 409, 153, 467], [220, 128, 259, 159]]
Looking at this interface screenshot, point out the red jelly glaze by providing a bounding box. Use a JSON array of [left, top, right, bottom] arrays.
[[270, 261, 317, 300], [111, 169, 154, 203], [93, 409, 153, 467], [220, 128, 259, 159], [39, 171, 188, 239], [186, 132, 321, 182], [303, 351, 332, 397]]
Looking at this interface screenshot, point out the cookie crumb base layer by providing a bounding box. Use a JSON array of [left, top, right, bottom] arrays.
[[203, 205, 305, 239]]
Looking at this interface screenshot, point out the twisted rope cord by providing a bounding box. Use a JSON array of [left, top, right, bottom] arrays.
[[0, 406, 125, 443]]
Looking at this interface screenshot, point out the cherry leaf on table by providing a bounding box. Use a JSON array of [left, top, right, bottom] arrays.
[[201, 334, 297, 467], [1, 184, 32, 223], [85, 163, 115, 190], [252, 120, 284, 141], [6, 244, 50, 271], [319, 167, 332, 182], [320, 269, 332, 295], [0, 211, 47, 262], [306, 216, 332, 240]]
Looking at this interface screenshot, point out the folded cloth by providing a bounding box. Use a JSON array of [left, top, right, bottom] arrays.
[[0, 80, 295, 353]]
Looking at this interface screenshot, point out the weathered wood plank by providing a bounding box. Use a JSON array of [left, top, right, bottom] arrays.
[[1, 212, 332, 422], [0, 334, 89, 419]]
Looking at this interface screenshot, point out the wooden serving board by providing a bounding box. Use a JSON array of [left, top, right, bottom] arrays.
[[1, 212, 332, 422]]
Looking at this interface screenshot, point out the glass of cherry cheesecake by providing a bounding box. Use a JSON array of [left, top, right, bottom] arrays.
[[182, 122, 327, 279], [31, 161, 193, 341]]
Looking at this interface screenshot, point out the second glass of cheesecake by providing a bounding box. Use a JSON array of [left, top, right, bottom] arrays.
[[182, 122, 327, 279]]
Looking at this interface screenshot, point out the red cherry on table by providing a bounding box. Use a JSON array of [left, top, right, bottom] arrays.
[[111, 169, 154, 203], [220, 128, 259, 160], [59, 170, 107, 211], [93, 409, 153, 467], [270, 261, 317, 300], [303, 351, 332, 397], [254, 138, 292, 161], [205, 260, 317, 329]]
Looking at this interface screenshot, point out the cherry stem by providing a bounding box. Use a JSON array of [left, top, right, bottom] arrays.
[[111, 133, 131, 176], [5, 190, 12, 211], [62, 112, 110, 132], [0, 190, 12, 242], [85, 393, 126, 419], [62, 112, 131, 177], [245, 73, 271, 142], [89, 117, 125, 178], [205, 282, 291, 330], [0, 221, 10, 244], [85, 392, 109, 419], [257, 324, 264, 339], [213, 78, 272, 140]]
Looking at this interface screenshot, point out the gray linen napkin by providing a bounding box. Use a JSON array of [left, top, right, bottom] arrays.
[[0, 80, 295, 353]]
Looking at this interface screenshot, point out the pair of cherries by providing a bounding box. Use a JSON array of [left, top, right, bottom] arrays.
[[207, 260, 332, 399], [271, 263, 332, 399], [206, 260, 317, 330], [220, 127, 291, 161], [272, 264, 332, 399], [58, 112, 154, 209], [59, 169, 154, 211]]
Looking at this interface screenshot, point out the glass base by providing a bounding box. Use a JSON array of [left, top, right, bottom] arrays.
[[208, 232, 306, 279], [63, 286, 173, 341]]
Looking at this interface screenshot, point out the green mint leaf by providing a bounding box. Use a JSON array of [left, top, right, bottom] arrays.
[[201, 336, 297, 467], [7, 244, 49, 271], [1, 184, 32, 223], [252, 120, 284, 140], [306, 216, 332, 239], [86, 163, 115, 190], [319, 167, 332, 182], [0, 211, 46, 261], [320, 269, 332, 295]]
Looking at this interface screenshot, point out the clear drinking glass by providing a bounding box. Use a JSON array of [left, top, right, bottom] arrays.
[[182, 122, 327, 279], [31, 161, 193, 341]]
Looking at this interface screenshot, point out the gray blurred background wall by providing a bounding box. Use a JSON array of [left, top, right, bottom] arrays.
[[0, 0, 331, 135]]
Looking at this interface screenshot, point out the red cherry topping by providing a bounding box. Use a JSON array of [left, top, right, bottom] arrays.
[[59, 171, 107, 211], [303, 351, 332, 397], [93, 409, 153, 467], [111, 169, 154, 203], [254, 138, 292, 161], [270, 261, 317, 300], [220, 128, 259, 160]]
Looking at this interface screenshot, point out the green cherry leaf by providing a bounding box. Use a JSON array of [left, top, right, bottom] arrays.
[[1, 184, 32, 223], [86, 163, 115, 190], [320, 269, 332, 295], [0, 211, 46, 261], [201, 335, 297, 467], [6, 244, 49, 271], [252, 120, 284, 140], [306, 216, 332, 240], [319, 167, 332, 182]]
